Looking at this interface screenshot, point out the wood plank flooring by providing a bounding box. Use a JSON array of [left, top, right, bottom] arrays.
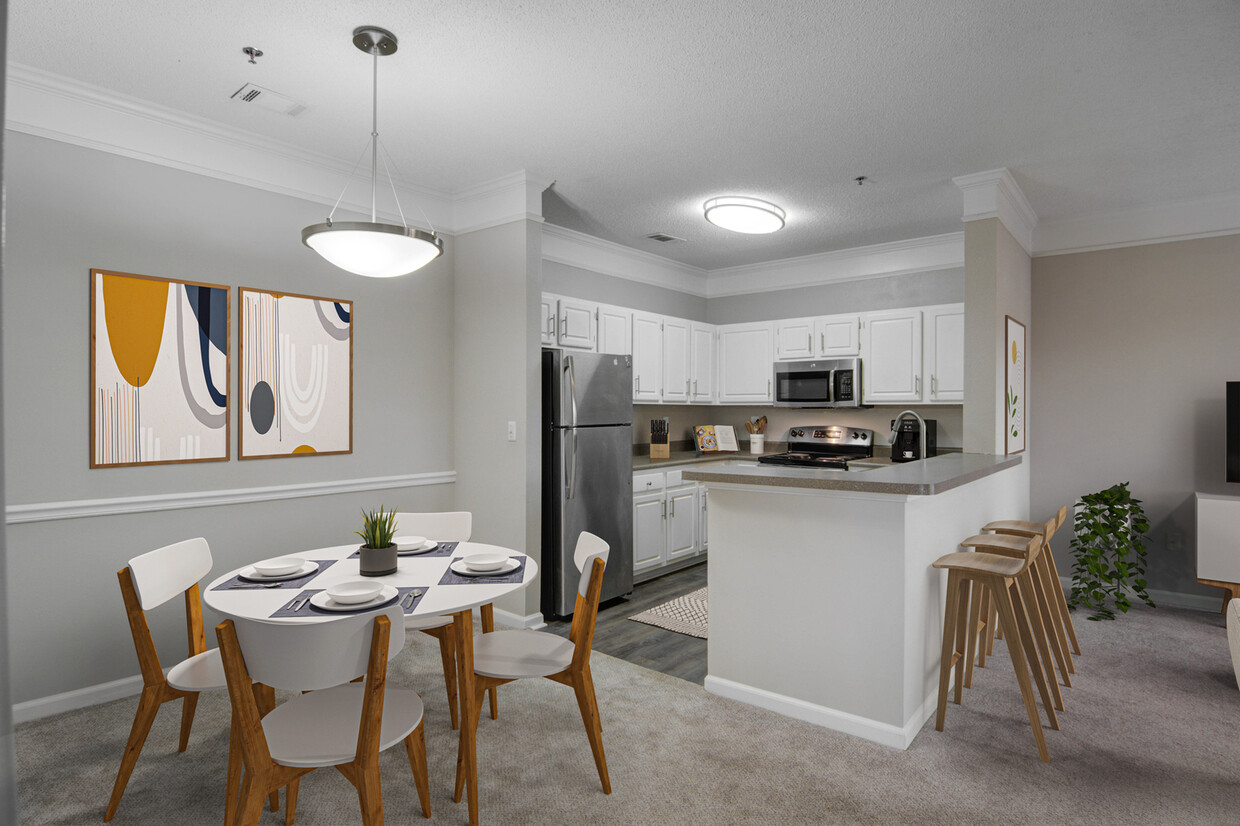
[[544, 562, 707, 684]]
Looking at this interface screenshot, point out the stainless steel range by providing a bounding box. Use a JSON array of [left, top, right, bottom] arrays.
[[758, 425, 874, 469]]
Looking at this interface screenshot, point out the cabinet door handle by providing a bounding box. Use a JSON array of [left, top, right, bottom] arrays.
[[820, 332, 825, 353], [635, 375, 640, 393], [915, 375, 921, 395], [931, 375, 937, 397], [686, 379, 690, 395], [693, 379, 698, 395], [560, 316, 567, 338], [767, 379, 771, 396], [807, 332, 812, 352], [671, 497, 676, 518], [662, 500, 667, 519]]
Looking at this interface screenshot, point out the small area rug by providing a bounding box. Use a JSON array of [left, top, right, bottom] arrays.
[[629, 587, 708, 638]]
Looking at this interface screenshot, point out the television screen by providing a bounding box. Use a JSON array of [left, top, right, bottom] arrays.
[[1229, 382, 1240, 483]]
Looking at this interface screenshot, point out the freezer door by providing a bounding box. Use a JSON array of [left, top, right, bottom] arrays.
[[557, 351, 633, 427], [554, 424, 633, 616]]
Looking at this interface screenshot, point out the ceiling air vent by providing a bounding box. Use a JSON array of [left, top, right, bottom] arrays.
[[230, 83, 307, 117], [645, 232, 685, 243]]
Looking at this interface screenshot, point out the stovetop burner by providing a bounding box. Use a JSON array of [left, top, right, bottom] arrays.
[[758, 425, 874, 470]]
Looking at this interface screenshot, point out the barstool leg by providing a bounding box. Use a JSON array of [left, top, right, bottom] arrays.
[[964, 583, 983, 689], [953, 578, 970, 706], [1042, 549, 1081, 656], [1007, 577, 1061, 731], [936, 571, 964, 731], [992, 576, 1051, 763], [1033, 556, 1073, 682]]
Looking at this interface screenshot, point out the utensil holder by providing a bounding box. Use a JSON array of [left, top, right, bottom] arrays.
[[749, 434, 765, 454]]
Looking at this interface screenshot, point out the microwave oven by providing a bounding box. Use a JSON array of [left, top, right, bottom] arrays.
[[773, 358, 863, 407]]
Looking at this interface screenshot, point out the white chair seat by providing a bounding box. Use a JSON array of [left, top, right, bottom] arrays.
[[262, 684, 425, 769], [473, 630, 574, 680], [404, 613, 452, 632], [166, 647, 225, 692]]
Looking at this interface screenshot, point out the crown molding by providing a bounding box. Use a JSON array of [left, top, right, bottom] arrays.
[[953, 168, 1038, 256], [703, 233, 965, 298], [5, 62, 457, 231], [541, 223, 710, 296], [1033, 191, 1240, 257], [452, 170, 552, 234]]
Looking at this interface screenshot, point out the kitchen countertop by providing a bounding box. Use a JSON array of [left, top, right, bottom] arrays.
[[682, 452, 1020, 496], [632, 447, 785, 471]]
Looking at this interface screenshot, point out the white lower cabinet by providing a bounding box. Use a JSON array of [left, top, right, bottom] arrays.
[[632, 470, 707, 579]]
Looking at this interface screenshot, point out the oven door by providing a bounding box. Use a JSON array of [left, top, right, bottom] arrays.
[[773, 363, 833, 407]]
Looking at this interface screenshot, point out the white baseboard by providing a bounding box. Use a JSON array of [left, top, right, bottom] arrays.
[[13, 673, 145, 725], [1057, 576, 1221, 614], [704, 675, 920, 750]]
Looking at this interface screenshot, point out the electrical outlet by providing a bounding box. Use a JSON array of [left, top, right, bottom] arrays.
[[507, 421, 517, 442]]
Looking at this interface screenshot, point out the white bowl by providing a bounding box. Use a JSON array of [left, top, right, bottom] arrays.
[[463, 552, 508, 572], [327, 580, 384, 605], [394, 535, 428, 551], [252, 556, 304, 577]]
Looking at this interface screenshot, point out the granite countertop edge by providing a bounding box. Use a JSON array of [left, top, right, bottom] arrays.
[[680, 453, 1021, 496]]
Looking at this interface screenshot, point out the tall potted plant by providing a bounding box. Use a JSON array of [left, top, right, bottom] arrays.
[[356, 505, 399, 577], [1068, 482, 1154, 620]]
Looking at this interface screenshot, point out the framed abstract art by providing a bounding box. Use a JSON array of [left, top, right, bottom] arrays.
[[90, 269, 230, 467], [239, 288, 353, 459]]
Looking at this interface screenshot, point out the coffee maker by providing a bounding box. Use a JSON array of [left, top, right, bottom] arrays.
[[890, 418, 937, 462]]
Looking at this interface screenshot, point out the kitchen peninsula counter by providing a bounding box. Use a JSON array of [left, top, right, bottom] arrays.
[[687, 452, 1027, 750]]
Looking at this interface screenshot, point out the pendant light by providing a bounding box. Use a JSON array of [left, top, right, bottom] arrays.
[[302, 26, 444, 278], [703, 196, 786, 234]]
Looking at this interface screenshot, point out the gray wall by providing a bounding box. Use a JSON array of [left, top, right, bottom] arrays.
[[707, 268, 963, 325], [543, 260, 708, 321], [1031, 233, 1240, 598], [4, 133, 458, 703]]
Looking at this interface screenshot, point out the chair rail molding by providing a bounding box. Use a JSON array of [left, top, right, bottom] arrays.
[[6, 471, 455, 524]]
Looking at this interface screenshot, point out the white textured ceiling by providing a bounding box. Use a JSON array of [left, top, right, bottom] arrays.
[[9, 1, 1240, 270]]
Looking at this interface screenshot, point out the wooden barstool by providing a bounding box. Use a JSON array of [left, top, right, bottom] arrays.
[[960, 524, 1071, 711], [983, 505, 1081, 657], [933, 534, 1058, 762]]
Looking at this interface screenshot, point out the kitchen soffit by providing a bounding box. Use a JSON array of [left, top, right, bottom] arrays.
[[8, 0, 1240, 270]]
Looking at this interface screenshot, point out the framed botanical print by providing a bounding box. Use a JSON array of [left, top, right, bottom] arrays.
[[1005, 315, 1026, 455], [239, 288, 353, 459], [91, 269, 229, 467]]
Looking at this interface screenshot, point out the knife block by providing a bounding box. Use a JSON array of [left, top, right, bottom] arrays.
[[650, 421, 670, 459]]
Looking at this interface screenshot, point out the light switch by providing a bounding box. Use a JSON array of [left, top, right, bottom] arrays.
[[507, 421, 517, 441]]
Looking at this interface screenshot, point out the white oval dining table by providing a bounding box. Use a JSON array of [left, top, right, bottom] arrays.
[[204, 541, 538, 826]]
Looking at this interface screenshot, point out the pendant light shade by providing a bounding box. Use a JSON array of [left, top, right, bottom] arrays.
[[703, 196, 786, 234], [302, 26, 443, 278], [302, 222, 444, 278]]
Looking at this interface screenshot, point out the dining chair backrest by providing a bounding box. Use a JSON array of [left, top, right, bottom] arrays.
[[232, 605, 405, 692], [573, 531, 609, 598], [128, 537, 213, 610], [395, 511, 472, 542]]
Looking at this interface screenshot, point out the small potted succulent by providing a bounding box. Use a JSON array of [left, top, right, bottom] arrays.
[[356, 505, 399, 576]]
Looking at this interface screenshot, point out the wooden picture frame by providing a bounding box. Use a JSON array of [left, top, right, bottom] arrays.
[[238, 287, 353, 460], [1005, 315, 1026, 455], [90, 269, 230, 468]]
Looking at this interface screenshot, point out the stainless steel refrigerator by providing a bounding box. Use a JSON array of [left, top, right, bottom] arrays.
[[542, 349, 634, 618]]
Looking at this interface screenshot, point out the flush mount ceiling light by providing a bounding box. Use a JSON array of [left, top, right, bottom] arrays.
[[301, 26, 444, 278], [703, 196, 786, 234]]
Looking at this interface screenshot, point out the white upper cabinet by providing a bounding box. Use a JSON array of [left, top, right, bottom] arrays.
[[690, 322, 716, 403], [596, 303, 633, 356], [774, 317, 816, 360], [662, 317, 691, 403], [631, 311, 663, 402], [815, 314, 861, 357], [862, 309, 923, 404], [717, 322, 775, 403], [540, 293, 559, 346], [924, 304, 964, 403], [556, 296, 596, 350]]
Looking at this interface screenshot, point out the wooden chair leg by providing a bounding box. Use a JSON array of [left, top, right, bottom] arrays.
[[991, 576, 1051, 763], [235, 769, 270, 826], [480, 603, 499, 720], [1016, 570, 1065, 712], [405, 722, 432, 818], [431, 628, 460, 730], [226, 711, 242, 826], [935, 571, 963, 731], [1008, 578, 1060, 730], [105, 684, 164, 821], [178, 691, 200, 752], [284, 778, 299, 826], [977, 589, 993, 667], [254, 683, 280, 813], [355, 759, 384, 826], [570, 666, 611, 794]]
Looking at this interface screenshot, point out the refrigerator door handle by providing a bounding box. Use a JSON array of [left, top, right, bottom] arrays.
[[565, 356, 578, 428], [566, 428, 578, 500]]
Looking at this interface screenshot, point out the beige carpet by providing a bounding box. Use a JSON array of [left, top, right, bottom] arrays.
[[629, 586, 709, 638], [15, 603, 1240, 825]]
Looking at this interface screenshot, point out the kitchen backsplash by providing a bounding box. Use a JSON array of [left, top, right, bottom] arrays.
[[633, 404, 963, 449]]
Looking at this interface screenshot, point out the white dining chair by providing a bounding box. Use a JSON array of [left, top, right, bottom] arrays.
[[395, 511, 499, 728], [457, 531, 611, 797], [106, 537, 231, 822], [215, 604, 431, 826]]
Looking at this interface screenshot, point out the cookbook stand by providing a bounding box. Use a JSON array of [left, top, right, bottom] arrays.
[[694, 425, 738, 455]]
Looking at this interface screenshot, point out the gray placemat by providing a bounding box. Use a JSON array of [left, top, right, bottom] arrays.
[[437, 556, 527, 586], [347, 541, 458, 559], [210, 560, 336, 591], [268, 586, 427, 618]]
